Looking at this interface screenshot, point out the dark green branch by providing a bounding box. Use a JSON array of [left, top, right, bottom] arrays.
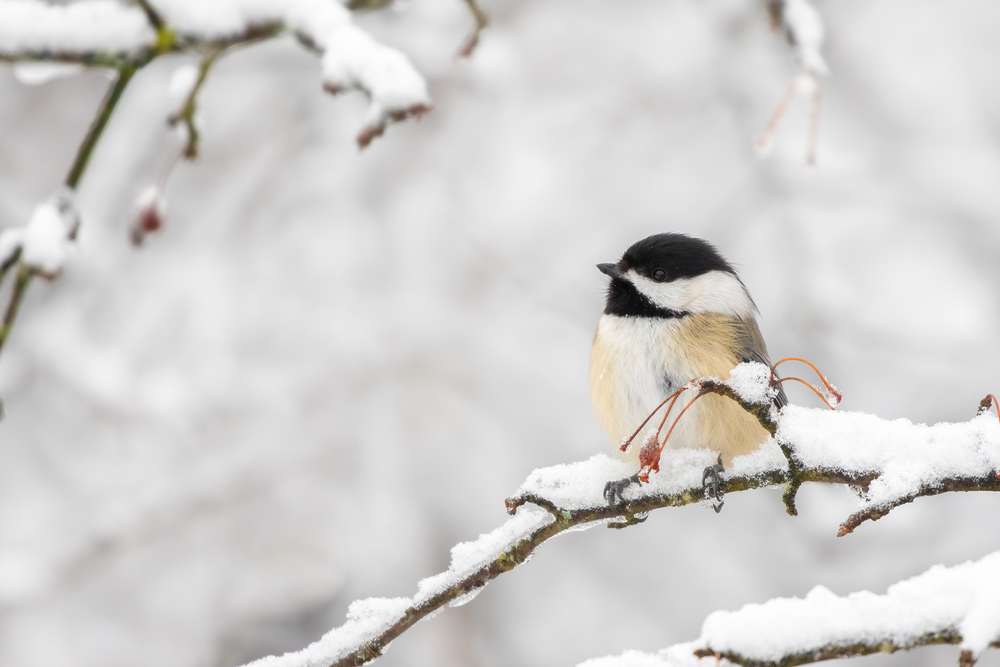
[[0, 265, 33, 357], [0, 248, 21, 287], [133, 0, 164, 31], [65, 64, 137, 189]]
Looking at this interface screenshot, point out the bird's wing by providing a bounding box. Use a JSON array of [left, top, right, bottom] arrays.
[[736, 317, 788, 408]]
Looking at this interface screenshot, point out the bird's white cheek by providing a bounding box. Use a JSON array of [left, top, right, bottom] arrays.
[[627, 272, 692, 311], [628, 270, 755, 319]]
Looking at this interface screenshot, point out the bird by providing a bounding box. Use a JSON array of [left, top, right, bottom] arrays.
[[589, 233, 785, 507]]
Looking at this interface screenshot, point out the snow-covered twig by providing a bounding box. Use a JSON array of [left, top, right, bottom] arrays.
[[585, 551, 1000, 667], [0, 0, 436, 366]]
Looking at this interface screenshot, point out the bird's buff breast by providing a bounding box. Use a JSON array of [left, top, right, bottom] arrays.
[[589, 315, 692, 452], [589, 313, 769, 464]]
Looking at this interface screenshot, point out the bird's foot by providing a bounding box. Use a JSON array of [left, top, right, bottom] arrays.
[[702, 455, 725, 513], [603, 474, 642, 510]]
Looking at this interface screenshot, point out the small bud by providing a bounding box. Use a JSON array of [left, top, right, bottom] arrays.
[[130, 186, 166, 246]]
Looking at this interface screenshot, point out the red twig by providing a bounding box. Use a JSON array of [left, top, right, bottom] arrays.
[[619, 386, 688, 452], [775, 376, 837, 410], [654, 389, 686, 441], [657, 386, 711, 457], [634, 385, 712, 482], [771, 356, 842, 405]]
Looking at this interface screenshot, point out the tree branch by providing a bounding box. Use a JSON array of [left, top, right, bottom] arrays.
[[0, 1, 432, 367], [250, 368, 999, 667], [65, 64, 137, 189], [458, 0, 489, 58], [256, 454, 997, 667], [167, 48, 222, 159], [0, 265, 33, 357], [694, 635, 1000, 667], [132, 0, 164, 31]]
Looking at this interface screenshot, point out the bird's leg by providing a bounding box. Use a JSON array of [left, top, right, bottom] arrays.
[[603, 474, 641, 509], [702, 455, 725, 513]]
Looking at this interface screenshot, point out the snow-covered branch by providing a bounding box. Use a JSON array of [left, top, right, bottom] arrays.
[[240, 365, 999, 667], [584, 551, 1000, 667], [0, 0, 432, 148], [0, 0, 435, 369], [512, 366, 1000, 536]]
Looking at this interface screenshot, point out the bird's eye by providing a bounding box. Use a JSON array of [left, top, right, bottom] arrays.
[[651, 269, 667, 282]]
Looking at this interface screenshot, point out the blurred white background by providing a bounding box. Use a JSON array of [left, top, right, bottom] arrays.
[[0, 0, 999, 665]]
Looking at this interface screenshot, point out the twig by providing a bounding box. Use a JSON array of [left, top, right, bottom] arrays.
[[753, 80, 797, 156], [0, 20, 286, 362], [167, 48, 223, 159], [0, 265, 34, 357], [65, 64, 137, 189], [0, 248, 21, 287], [458, 0, 489, 58], [694, 633, 1000, 667], [0, 62, 138, 363], [133, 0, 164, 31], [836, 472, 1000, 537]]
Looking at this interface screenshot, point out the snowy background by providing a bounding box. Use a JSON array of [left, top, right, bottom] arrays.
[[1, 0, 999, 666]]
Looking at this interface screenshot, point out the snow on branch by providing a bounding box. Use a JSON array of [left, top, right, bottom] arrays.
[[241, 507, 558, 667], [512, 363, 1000, 536], [0, 0, 435, 368], [583, 551, 1000, 667], [0, 0, 154, 64], [236, 365, 999, 667], [0, 0, 432, 147]]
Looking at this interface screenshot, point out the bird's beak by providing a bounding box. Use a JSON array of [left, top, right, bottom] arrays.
[[597, 262, 623, 279]]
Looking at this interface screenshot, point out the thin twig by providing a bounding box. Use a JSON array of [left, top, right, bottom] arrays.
[[133, 0, 164, 31], [0, 248, 22, 287], [0, 265, 33, 357], [168, 48, 223, 159], [753, 80, 797, 156], [695, 634, 1000, 667], [65, 64, 137, 189], [0, 63, 138, 363], [458, 0, 489, 58]]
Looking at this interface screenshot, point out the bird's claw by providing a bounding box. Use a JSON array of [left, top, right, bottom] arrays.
[[603, 474, 641, 509], [702, 455, 725, 513]]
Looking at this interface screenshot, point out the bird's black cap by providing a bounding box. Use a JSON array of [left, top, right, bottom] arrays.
[[619, 233, 735, 282], [600, 233, 736, 318]]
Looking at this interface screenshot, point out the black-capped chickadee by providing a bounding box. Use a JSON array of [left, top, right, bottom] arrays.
[[590, 233, 785, 506]]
